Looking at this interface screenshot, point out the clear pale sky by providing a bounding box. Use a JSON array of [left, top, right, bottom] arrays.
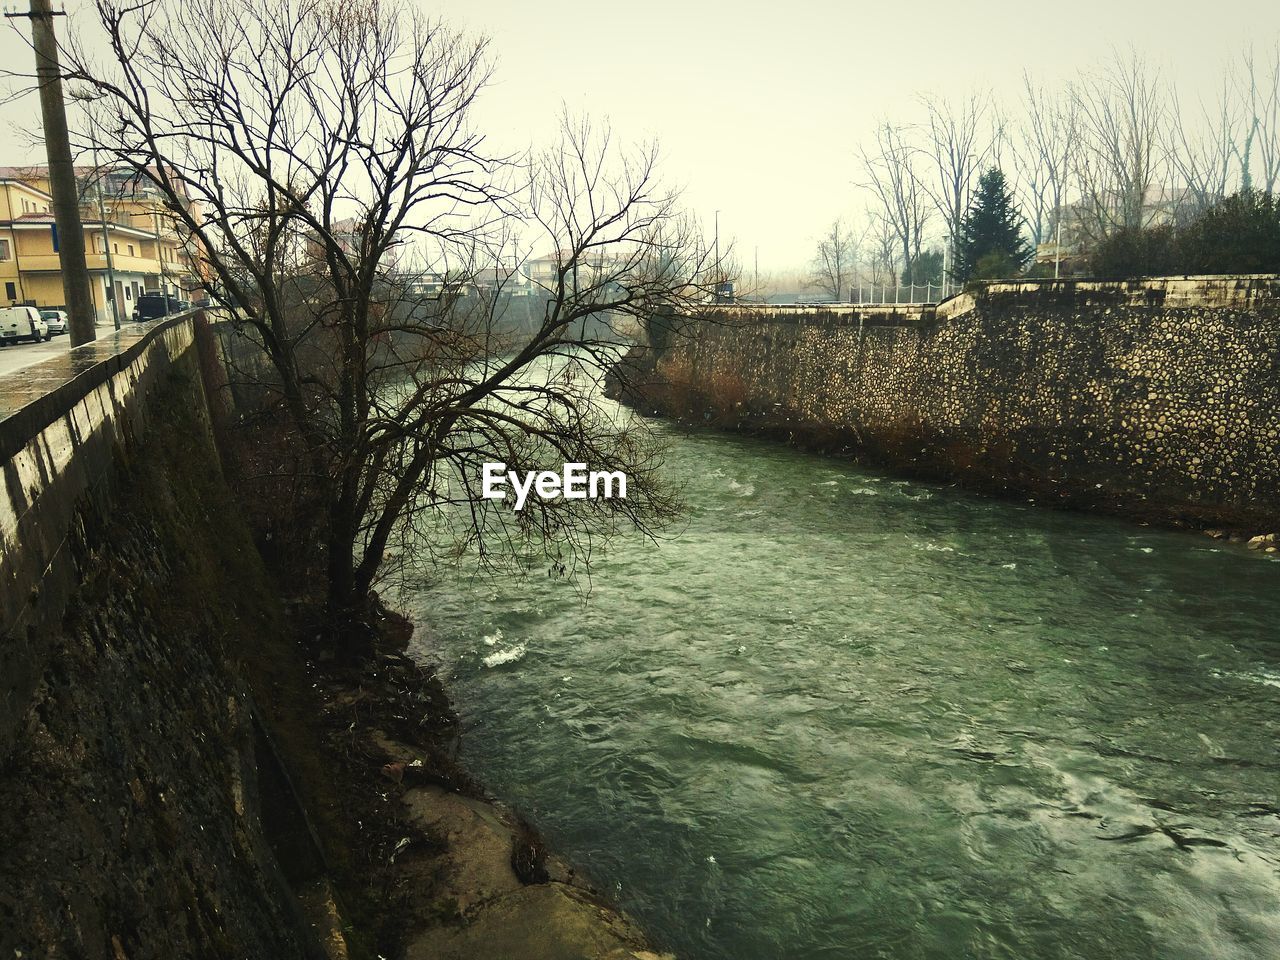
[[0, 0, 1275, 270]]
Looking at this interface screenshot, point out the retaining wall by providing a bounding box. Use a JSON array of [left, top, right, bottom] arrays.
[[0, 316, 316, 957], [631, 276, 1280, 529]]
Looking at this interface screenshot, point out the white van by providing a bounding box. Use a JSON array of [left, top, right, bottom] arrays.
[[0, 306, 50, 345]]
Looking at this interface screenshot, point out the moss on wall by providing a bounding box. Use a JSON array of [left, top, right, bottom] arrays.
[[0, 354, 314, 958]]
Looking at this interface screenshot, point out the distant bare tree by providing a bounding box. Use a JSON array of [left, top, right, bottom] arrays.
[[918, 92, 999, 254], [866, 211, 899, 290], [1238, 42, 1280, 194], [1009, 74, 1078, 247], [859, 122, 931, 282], [1167, 77, 1242, 220], [809, 219, 857, 302], [1071, 50, 1169, 242]]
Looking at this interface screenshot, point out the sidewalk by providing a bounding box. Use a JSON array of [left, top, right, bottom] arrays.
[[0, 320, 163, 422]]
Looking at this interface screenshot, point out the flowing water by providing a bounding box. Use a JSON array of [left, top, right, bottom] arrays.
[[405, 397, 1280, 960]]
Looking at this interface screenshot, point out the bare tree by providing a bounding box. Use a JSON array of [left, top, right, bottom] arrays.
[[866, 210, 899, 290], [1167, 77, 1241, 220], [809, 219, 857, 302], [1008, 74, 1078, 247], [1238, 42, 1280, 194], [918, 92, 998, 254], [858, 122, 931, 282], [1070, 50, 1169, 242], [61, 0, 706, 654]]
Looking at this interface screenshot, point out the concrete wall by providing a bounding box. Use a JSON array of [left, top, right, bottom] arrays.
[[0, 318, 196, 750], [635, 276, 1280, 529], [0, 316, 316, 957]]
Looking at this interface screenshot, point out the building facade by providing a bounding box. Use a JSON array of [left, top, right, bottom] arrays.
[[0, 166, 201, 324]]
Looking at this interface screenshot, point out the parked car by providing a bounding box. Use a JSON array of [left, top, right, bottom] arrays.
[[131, 292, 185, 323], [39, 309, 68, 336], [0, 306, 50, 345]]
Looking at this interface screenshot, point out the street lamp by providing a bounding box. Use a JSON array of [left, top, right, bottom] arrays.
[[152, 208, 172, 297], [714, 209, 720, 297], [942, 234, 952, 301], [70, 87, 120, 329], [1053, 204, 1062, 280]]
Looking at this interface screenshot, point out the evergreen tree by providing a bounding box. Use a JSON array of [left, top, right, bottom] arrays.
[[954, 168, 1031, 283]]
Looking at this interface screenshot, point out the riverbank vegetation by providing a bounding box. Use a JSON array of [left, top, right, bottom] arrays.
[[1089, 189, 1280, 277]]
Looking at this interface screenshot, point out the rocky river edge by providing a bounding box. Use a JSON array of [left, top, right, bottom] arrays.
[[212, 384, 676, 959], [269, 599, 675, 960]]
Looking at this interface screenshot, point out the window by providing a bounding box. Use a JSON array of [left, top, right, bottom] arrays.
[[4, 282, 14, 300], [125, 286, 132, 300], [128, 244, 134, 256], [0, 239, 9, 261], [113, 243, 119, 254]]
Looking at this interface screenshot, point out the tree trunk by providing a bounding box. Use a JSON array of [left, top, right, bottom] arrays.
[[326, 494, 373, 662]]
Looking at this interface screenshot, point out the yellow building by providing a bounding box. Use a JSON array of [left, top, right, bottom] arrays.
[[0, 166, 201, 324]]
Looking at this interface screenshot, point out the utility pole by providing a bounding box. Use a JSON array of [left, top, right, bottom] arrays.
[[713, 210, 720, 297], [1053, 207, 1062, 280], [8, 0, 97, 345]]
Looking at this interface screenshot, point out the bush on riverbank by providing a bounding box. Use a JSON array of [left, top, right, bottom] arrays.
[[1090, 190, 1280, 277]]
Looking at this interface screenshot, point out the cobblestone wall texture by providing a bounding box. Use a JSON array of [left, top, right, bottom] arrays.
[[646, 277, 1280, 529]]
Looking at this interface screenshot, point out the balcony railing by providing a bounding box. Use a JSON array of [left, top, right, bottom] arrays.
[[15, 252, 167, 274]]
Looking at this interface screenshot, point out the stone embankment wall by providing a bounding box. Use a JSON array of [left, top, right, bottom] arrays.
[[0, 317, 318, 957], [627, 276, 1280, 529]]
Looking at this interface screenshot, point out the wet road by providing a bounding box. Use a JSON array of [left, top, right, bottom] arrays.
[[0, 333, 75, 378]]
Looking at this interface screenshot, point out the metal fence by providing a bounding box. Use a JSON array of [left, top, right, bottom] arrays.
[[850, 282, 956, 305], [773, 282, 957, 307]]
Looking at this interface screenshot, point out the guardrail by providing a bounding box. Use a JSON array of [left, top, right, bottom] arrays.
[[745, 283, 956, 307]]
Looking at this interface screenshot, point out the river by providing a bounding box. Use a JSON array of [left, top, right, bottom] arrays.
[[404, 387, 1280, 960]]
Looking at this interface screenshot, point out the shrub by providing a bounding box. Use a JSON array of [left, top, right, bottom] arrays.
[[1176, 190, 1280, 274], [1089, 223, 1179, 278], [972, 251, 1021, 281], [1085, 191, 1280, 278]]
